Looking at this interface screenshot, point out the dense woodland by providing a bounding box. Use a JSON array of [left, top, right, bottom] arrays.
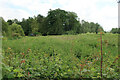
[[1, 9, 119, 38]]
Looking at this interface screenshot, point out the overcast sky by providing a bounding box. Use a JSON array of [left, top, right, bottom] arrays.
[[0, 0, 118, 31]]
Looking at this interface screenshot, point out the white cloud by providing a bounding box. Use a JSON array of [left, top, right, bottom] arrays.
[[0, 0, 118, 31], [60, 0, 118, 31], [0, 6, 31, 21]]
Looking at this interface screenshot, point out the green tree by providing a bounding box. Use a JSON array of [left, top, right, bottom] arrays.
[[42, 9, 80, 35], [20, 18, 32, 35], [42, 9, 68, 35], [31, 16, 39, 35], [67, 12, 79, 31], [10, 23, 25, 37], [36, 14, 45, 33], [7, 20, 13, 25], [1, 17, 9, 36], [1, 9, 105, 36], [81, 20, 104, 34], [95, 23, 103, 34], [110, 28, 119, 34]]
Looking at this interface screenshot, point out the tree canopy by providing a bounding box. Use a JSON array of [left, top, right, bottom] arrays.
[[2, 8, 105, 37], [110, 28, 120, 34]]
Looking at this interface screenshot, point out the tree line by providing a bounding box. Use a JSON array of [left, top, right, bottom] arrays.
[[1, 8, 105, 38], [110, 28, 120, 34]]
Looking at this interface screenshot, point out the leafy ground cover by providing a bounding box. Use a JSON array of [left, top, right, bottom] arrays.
[[1, 33, 119, 79]]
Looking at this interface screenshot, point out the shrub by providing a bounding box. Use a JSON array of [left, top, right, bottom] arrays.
[[9, 23, 25, 38], [64, 30, 76, 35]]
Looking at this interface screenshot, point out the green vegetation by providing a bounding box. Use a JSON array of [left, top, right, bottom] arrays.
[[1, 8, 104, 37], [110, 28, 120, 34], [1, 17, 25, 39], [1, 8, 119, 79], [2, 33, 119, 79]]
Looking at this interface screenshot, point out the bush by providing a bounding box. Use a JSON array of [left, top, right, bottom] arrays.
[[9, 23, 25, 38], [32, 32, 42, 36], [12, 33, 20, 37], [64, 30, 76, 35]]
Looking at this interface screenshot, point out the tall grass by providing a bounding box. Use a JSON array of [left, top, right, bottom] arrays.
[[2, 33, 119, 79]]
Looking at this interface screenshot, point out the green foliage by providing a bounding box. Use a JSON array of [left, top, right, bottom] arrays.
[[19, 15, 45, 36], [3, 9, 104, 36], [81, 20, 104, 34], [42, 9, 68, 35], [43, 9, 82, 35], [20, 17, 33, 36], [36, 14, 45, 33], [15, 9, 104, 36], [110, 28, 120, 34], [7, 19, 19, 25], [1, 9, 105, 37], [7, 20, 13, 25], [0, 17, 9, 37], [9, 23, 25, 38], [2, 33, 119, 79], [64, 30, 76, 35]]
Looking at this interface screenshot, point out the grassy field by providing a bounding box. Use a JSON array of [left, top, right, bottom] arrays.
[[2, 33, 119, 79]]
